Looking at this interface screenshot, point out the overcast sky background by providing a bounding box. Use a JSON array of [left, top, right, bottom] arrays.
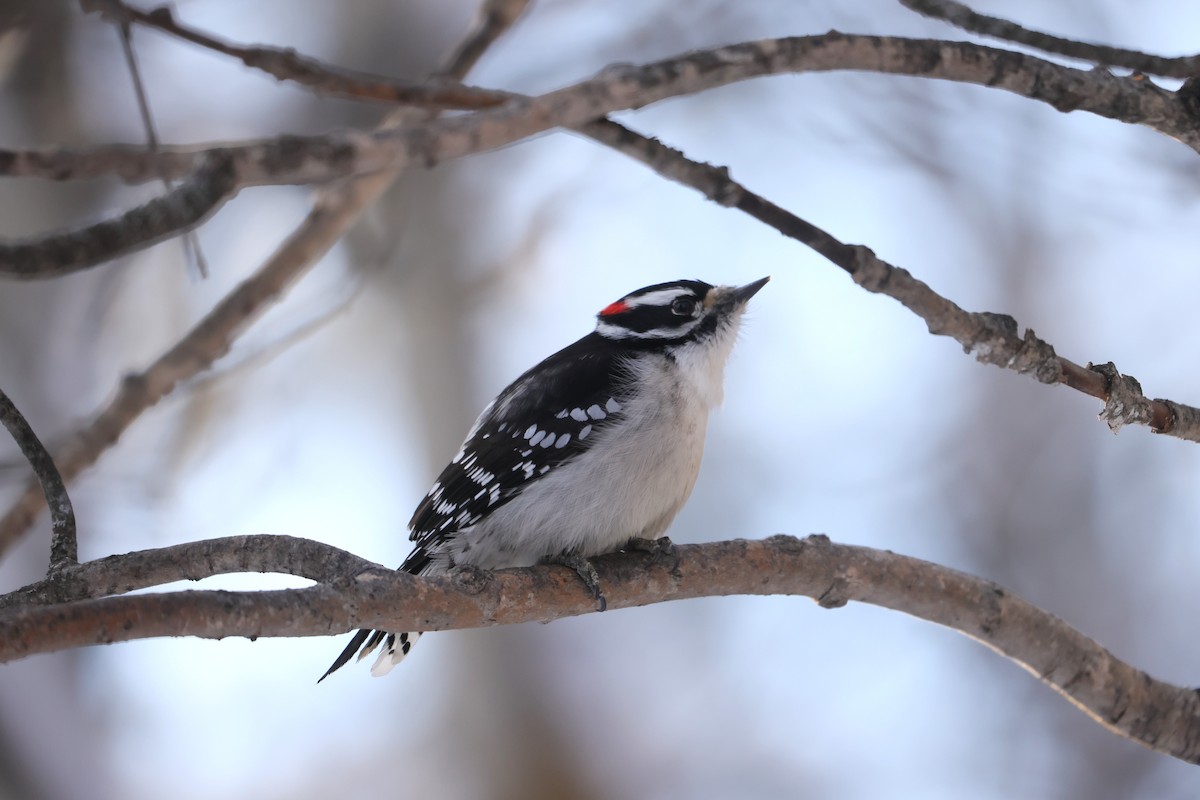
[[2, 1, 1200, 798]]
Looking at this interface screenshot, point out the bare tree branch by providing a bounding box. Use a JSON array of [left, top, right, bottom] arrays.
[[0, 388, 76, 567], [900, 0, 1200, 78], [0, 152, 236, 278], [3, 32, 1196, 277], [0, 142, 213, 183], [0, 535, 383, 609], [0, 533, 1195, 764], [579, 119, 1200, 442], [109, 3, 209, 277], [83, 0, 510, 110]]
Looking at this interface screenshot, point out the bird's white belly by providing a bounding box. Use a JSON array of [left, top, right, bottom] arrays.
[[449, 377, 709, 569]]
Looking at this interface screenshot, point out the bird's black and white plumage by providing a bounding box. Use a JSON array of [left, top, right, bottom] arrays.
[[320, 277, 768, 680]]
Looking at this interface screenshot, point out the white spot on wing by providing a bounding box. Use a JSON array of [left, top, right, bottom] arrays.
[[540, 433, 556, 448], [587, 404, 606, 420], [555, 433, 570, 448], [579, 424, 592, 440], [606, 397, 622, 414], [529, 429, 545, 446], [524, 424, 538, 439], [570, 408, 588, 421]]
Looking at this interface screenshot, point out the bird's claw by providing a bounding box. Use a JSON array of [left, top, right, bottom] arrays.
[[545, 552, 607, 611], [624, 535, 681, 574]]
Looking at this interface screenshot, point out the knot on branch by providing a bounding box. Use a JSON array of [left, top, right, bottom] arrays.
[[817, 576, 851, 609], [848, 245, 890, 292], [962, 311, 1018, 366], [1090, 362, 1154, 433], [1177, 76, 1200, 123], [702, 165, 742, 207], [961, 317, 1061, 383], [1008, 328, 1061, 384]]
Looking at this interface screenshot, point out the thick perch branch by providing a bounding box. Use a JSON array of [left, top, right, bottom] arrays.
[[0, 534, 1195, 764]]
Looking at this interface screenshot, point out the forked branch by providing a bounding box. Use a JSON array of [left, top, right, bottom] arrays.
[[0, 534, 1195, 765]]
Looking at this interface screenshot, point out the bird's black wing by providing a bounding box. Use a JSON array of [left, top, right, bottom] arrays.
[[404, 333, 632, 570]]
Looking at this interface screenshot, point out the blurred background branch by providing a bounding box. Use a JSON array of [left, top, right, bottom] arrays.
[[901, 0, 1200, 77], [0, 387, 74, 567]]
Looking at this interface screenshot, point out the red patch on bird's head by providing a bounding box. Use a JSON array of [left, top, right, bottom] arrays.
[[599, 300, 628, 317]]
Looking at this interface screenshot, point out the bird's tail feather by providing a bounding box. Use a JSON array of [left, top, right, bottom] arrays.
[[318, 548, 434, 682], [317, 628, 424, 682], [368, 631, 423, 677]]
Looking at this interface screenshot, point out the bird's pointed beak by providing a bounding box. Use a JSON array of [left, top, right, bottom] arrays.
[[734, 276, 770, 303]]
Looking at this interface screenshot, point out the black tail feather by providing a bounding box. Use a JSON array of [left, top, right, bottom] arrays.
[[318, 628, 372, 683]]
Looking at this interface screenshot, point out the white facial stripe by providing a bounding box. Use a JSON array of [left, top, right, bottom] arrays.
[[596, 320, 702, 339], [622, 288, 693, 309], [596, 320, 636, 339]]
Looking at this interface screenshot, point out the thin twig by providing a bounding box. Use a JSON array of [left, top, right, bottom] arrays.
[[0, 534, 1195, 764], [111, 7, 209, 277], [83, 0, 510, 110], [0, 388, 76, 568], [900, 0, 1200, 78]]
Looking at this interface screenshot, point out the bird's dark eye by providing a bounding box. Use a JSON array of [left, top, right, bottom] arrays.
[[671, 297, 697, 316]]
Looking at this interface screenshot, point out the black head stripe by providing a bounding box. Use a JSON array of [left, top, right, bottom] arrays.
[[595, 279, 714, 341]]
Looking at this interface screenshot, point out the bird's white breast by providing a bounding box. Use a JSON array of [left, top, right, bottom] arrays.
[[445, 310, 745, 570]]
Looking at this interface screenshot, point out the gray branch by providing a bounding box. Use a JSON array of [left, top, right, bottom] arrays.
[[0, 534, 1195, 765], [0, 388, 76, 567], [901, 0, 1200, 78]]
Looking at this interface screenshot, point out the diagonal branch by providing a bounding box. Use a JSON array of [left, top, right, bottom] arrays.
[[0, 534, 1195, 764], [901, 0, 1200, 78], [110, 4, 209, 277], [580, 119, 1200, 442]]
